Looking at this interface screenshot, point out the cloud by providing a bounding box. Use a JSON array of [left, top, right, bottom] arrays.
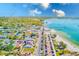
[[52, 9, 65, 17], [41, 3, 50, 9], [30, 9, 42, 16]]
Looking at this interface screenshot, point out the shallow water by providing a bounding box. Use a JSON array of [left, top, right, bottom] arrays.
[[44, 18, 79, 45]]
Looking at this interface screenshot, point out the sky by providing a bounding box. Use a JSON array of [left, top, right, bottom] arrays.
[[0, 3, 79, 17]]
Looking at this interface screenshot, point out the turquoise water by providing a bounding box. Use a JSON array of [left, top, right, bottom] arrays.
[[44, 18, 79, 45]]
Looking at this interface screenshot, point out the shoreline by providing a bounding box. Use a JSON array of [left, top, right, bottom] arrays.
[[56, 31, 79, 48], [50, 29, 79, 52]]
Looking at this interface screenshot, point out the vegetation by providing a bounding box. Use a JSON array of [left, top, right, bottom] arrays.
[[0, 17, 44, 56], [0, 17, 43, 27]]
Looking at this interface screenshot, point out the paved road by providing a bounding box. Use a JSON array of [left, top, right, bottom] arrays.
[[48, 34, 56, 56], [44, 29, 56, 56], [43, 37, 46, 56], [34, 27, 56, 56], [45, 32, 52, 56], [34, 27, 43, 56]]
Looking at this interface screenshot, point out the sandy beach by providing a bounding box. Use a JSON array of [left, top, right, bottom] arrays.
[[50, 29, 79, 52]]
